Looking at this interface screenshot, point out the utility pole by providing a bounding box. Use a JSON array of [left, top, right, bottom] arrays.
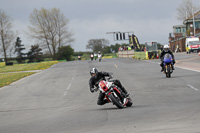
[[1, 29, 8, 65], [192, 8, 196, 36], [106, 31, 134, 41]]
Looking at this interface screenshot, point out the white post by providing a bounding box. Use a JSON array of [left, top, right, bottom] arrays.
[[193, 8, 196, 36]]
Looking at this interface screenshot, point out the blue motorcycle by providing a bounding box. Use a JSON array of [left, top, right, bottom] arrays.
[[163, 53, 174, 78]]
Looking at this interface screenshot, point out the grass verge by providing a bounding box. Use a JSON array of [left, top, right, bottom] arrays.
[[0, 61, 59, 88], [0, 61, 58, 73], [0, 72, 36, 88]]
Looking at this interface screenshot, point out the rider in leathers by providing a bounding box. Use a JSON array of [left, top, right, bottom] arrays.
[[89, 68, 129, 105], [160, 45, 175, 72]]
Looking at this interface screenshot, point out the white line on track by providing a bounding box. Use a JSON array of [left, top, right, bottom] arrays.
[[63, 74, 76, 96], [187, 84, 199, 91], [175, 66, 200, 73], [0, 87, 6, 91], [144, 60, 200, 73], [72, 75, 75, 80], [114, 64, 118, 68], [64, 83, 72, 96]]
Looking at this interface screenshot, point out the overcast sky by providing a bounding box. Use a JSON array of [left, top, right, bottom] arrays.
[[1, 0, 200, 52]]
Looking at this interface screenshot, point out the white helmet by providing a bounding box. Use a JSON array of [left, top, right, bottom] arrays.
[[164, 45, 169, 49], [164, 45, 169, 52]]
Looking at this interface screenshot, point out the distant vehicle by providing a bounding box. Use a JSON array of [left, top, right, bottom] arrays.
[[94, 53, 97, 60], [185, 36, 200, 54], [90, 53, 94, 61], [78, 56, 81, 60], [98, 53, 102, 62]]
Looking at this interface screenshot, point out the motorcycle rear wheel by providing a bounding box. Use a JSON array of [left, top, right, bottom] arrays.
[[126, 97, 133, 107]]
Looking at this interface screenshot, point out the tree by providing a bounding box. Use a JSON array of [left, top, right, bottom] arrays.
[[15, 37, 26, 64], [57, 45, 74, 61], [110, 43, 121, 53], [102, 43, 121, 54], [0, 9, 15, 65], [27, 44, 43, 63], [86, 38, 109, 52], [176, 0, 199, 21], [28, 8, 74, 60], [157, 43, 163, 50], [102, 46, 111, 54]]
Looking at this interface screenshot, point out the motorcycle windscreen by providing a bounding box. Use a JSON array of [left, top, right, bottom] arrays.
[[163, 53, 173, 63]]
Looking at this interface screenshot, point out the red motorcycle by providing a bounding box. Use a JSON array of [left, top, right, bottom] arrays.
[[94, 76, 132, 109]]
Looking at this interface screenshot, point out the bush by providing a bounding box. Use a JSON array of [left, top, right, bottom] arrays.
[[6, 62, 13, 66]]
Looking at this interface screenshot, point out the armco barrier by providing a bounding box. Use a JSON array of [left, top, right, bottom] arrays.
[[102, 56, 113, 59], [117, 50, 134, 58], [133, 51, 148, 60], [147, 50, 161, 60], [117, 50, 161, 60]]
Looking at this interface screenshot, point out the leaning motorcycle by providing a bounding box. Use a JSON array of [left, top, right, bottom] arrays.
[[94, 76, 132, 109], [163, 53, 174, 78]]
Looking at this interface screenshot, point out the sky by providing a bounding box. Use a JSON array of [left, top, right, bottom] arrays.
[[0, 0, 200, 52]]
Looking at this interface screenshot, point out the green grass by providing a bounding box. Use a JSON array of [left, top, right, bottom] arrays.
[[0, 61, 59, 88], [104, 53, 118, 58], [0, 62, 5, 67], [0, 61, 59, 73], [0, 72, 35, 88]]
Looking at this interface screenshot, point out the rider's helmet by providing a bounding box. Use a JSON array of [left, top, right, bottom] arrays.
[[98, 51, 101, 54], [90, 68, 98, 77], [164, 45, 170, 52]]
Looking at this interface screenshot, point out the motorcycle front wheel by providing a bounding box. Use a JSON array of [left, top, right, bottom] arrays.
[[167, 65, 171, 78], [108, 93, 123, 109]]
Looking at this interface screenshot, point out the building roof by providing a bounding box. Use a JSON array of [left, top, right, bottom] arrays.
[[195, 33, 200, 37], [183, 10, 200, 24], [187, 10, 200, 20], [173, 25, 186, 28]]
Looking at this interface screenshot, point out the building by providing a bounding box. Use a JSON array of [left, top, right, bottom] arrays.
[[183, 10, 200, 36], [169, 10, 200, 52]]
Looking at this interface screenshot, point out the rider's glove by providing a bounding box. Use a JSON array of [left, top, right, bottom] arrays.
[[109, 72, 113, 78], [90, 88, 95, 93]]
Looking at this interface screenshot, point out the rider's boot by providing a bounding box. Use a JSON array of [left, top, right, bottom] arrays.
[[161, 67, 164, 72], [97, 99, 110, 105], [114, 80, 130, 97], [121, 86, 129, 97], [172, 65, 175, 70]]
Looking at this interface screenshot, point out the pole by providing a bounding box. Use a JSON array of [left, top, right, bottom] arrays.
[[193, 8, 196, 36]]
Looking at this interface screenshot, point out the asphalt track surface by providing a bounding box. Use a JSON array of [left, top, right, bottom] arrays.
[[0, 53, 200, 133]]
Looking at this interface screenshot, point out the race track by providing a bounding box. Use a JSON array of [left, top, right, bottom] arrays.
[[0, 54, 200, 133]]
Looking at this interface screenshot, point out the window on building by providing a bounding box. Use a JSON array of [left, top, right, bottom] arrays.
[[176, 27, 181, 33], [182, 28, 186, 32], [195, 21, 200, 29]]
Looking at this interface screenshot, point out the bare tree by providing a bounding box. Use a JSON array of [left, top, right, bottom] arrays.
[[86, 39, 109, 52], [176, 0, 199, 21], [28, 8, 74, 60], [0, 9, 15, 64]]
